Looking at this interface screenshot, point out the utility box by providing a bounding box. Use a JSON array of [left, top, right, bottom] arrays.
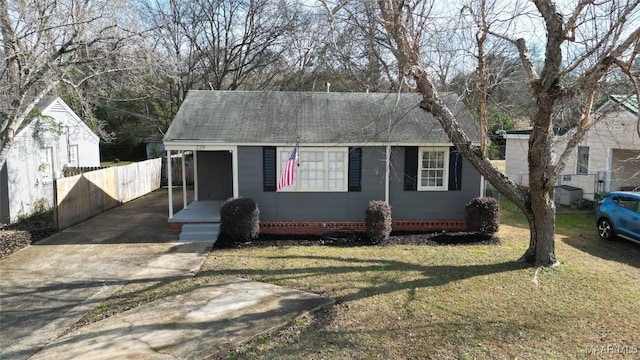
[[556, 185, 583, 206]]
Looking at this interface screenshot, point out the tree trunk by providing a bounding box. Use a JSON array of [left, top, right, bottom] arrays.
[[521, 89, 561, 267], [518, 189, 559, 267]]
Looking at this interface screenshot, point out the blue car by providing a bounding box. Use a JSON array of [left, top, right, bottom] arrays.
[[595, 191, 640, 244]]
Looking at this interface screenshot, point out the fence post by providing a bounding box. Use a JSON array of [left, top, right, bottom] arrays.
[[168, 150, 173, 219], [53, 179, 59, 230]]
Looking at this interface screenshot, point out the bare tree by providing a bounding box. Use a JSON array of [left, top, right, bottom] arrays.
[[332, 0, 398, 91], [369, 0, 640, 267], [0, 0, 145, 168], [139, 0, 203, 107], [185, 0, 294, 90]]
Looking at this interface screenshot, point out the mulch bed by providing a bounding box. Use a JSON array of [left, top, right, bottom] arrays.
[[0, 214, 56, 260], [0, 228, 33, 260], [1, 219, 499, 259], [213, 231, 499, 249]]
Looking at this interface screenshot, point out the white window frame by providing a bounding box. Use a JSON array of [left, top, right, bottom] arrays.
[[576, 146, 589, 175], [277, 146, 349, 192], [39, 147, 54, 183], [68, 144, 79, 167], [417, 146, 449, 191]]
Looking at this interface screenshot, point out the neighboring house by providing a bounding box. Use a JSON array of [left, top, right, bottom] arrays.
[[0, 97, 100, 224], [505, 95, 640, 201], [163, 90, 484, 235], [144, 133, 165, 159]]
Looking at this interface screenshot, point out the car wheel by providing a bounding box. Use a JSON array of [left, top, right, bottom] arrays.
[[597, 218, 615, 241]]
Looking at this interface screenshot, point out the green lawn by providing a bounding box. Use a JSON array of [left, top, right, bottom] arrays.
[[202, 206, 639, 359], [73, 204, 640, 359], [100, 160, 134, 167]]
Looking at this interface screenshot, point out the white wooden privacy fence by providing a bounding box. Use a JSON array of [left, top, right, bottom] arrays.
[[54, 158, 162, 230], [163, 152, 194, 185]]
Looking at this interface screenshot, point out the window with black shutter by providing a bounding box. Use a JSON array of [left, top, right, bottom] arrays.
[[263, 147, 276, 191], [264, 146, 357, 192], [448, 147, 463, 191], [348, 147, 362, 192], [404, 147, 418, 191], [404, 146, 462, 191]]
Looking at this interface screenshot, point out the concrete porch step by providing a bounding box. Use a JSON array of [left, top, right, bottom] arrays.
[[179, 223, 220, 243]]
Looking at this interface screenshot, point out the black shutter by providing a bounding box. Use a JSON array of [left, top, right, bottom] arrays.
[[348, 147, 362, 192], [448, 147, 463, 191], [404, 147, 418, 191], [263, 147, 276, 192]]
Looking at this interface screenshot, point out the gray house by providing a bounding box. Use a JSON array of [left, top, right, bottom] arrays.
[[163, 90, 483, 236]]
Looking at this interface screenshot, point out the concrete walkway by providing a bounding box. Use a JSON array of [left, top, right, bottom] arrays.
[[0, 188, 333, 359]]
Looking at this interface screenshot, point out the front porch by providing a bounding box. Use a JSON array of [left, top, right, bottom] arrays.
[[168, 199, 222, 235]]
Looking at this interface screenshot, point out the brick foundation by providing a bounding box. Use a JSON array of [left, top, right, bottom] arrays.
[[259, 220, 467, 235], [391, 220, 467, 232], [169, 222, 182, 235], [170, 220, 467, 236], [259, 221, 366, 235]]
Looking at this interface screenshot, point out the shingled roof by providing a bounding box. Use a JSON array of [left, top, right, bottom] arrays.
[[609, 94, 638, 115], [164, 90, 479, 145]]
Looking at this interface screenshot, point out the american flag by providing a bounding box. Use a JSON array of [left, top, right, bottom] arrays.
[[277, 142, 298, 191]]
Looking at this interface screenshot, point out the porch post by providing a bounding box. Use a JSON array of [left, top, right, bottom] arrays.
[[193, 150, 199, 201], [167, 150, 173, 219], [182, 150, 188, 209], [232, 147, 239, 197], [385, 145, 390, 203]]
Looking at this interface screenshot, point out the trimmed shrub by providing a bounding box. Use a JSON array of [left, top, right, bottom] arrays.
[[220, 197, 260, 241], [465, 197, 500, 236], [366, 200, 392, 243]]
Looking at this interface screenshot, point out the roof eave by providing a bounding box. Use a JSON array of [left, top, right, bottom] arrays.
[[163, 140, 480, 151]]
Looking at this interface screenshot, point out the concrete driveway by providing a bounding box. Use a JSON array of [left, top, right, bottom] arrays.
[[0, 188, 213, 359], [0, 188, 333, 359]]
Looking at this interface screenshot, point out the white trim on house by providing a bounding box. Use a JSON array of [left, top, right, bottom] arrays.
[[163, 141, 462, 150], [417, 146, 450, 191], [181, 151, 188, 209], [166, 146, 239, 219], [503, 134, 531, 139], [232, 146, 239, 198], [276, 146, 349, 192], [193, 151, 199, 201], [42, 98, 99, 143]]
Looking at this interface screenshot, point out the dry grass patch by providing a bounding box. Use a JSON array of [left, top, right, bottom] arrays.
[[204, 220, 639, 359], [66, 204, 640, 359]]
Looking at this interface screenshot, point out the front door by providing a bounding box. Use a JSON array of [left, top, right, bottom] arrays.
[[197, 151, 233, 200]]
